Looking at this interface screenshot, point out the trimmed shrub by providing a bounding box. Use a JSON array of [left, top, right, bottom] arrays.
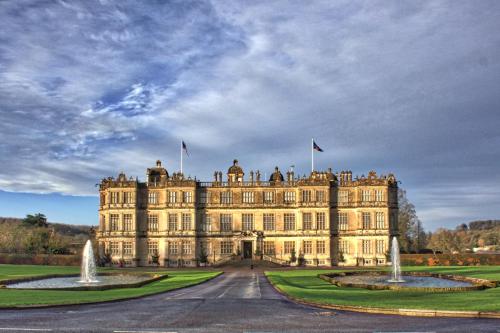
[[0, 253, 80, 266], [401, 254, 500, 266]]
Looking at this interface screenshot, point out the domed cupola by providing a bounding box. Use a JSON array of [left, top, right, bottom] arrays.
[[269, 166, 284, 182], [147, 160, 169, 185], [227, 159, 244, 182]]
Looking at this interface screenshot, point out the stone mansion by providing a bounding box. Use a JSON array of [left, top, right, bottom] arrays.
[[96, 160, 398, 267]]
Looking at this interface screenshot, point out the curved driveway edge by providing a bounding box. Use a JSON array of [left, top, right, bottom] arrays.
[[265, 273, 500, 319], [0, 271, 223, 310]]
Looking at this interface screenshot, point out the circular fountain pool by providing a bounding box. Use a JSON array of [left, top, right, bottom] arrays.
[[334, 274, 473, 288], [1, 240, 168, 291], [6, 274, 151, 289], [3, 273, 168, 291], [319, 271, 496, 292]]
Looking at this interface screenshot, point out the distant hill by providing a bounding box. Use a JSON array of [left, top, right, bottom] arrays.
[[0, 217, 93, 236]]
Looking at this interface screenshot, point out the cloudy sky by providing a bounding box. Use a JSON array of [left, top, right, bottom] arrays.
[[0, 0, 499, 229]]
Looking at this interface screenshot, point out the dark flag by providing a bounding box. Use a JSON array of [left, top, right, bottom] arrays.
[[182, 141, 189, 156], [313, 140, 323, 152]]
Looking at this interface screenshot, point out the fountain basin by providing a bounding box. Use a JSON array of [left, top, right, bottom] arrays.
[[2, 272, 168, 291], [319, 271, 497, 292]]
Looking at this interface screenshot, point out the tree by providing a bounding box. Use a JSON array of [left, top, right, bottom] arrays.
[[22, 213, 48, 228], [290, 249, 297, 263], [99, 251, 112, 267], [151, 250, 159, 266], [337, 250, 345, 264], [397, 189, 426, 253], [297, 252, 305, 266], [198, 245, 208, 265], [428, 228, 467, 254]]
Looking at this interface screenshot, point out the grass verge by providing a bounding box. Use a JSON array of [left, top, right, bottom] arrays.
[[0, 264, 221, 308], [265, 266, 500, 312]]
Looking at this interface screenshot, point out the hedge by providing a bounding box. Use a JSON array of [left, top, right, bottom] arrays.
[[0, 253, 80, 266], [401, 254, 500, 266]]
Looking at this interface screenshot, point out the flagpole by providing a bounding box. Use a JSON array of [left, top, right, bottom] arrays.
[[180, 140, 183, 174], [311, 138, 314, 173]]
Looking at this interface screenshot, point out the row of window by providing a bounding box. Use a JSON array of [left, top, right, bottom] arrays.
[[339, 239, 386, 255], [338, 189, 385, 203], [150, 190, 324, 205], [107, 192, 135, 204], [109, 240, 387, 257], [220, 190, 325, 204], [165, 241, 193, 255], [105, 189, 386, 205], [147, 190, 326, 205], [148, 191, 193, 204], [108, 240, 328, 257], [217, 212, 327, 231], [338, 212, 386, 230], [108, 242, 133, 256], [105, 191, 195, 205], [109, 241, 197, 256], [105, 211, 386, 232], [164, 213, 192, 231], [107, 214, 134, 231], [204, 240, 327, 255]]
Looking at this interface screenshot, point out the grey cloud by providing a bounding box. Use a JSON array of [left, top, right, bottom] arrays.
[[0, 0, 499, 230]]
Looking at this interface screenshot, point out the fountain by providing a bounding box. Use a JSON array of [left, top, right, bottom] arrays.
[[387, 236, 405, 283], [5, 240, 166, 290], [79, 239, 98, 283], [318, 236, 495, 291]]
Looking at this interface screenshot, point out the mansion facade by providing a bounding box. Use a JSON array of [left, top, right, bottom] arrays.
[[96, 160, 398, 267]]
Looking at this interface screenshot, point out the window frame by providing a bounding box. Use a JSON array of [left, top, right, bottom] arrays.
[[220, 214, 232, 231], [263, 191, 275, 204], [338, 212, 348, 231], [123, 242, 133, 256], [317, 240, 326, 254], [284, 213, 295, 231], [362, 212, 371, 229], [263, 241, 275, 255], [302, 212, 312, 230], [316, 212, 326, 230], [303, 240, 312, 254], [263, 213, 275, 231], [242, 213, 254, 231], [148, 192, 159, 204], [302, 190, 311, 202], [316, 190, 325, 202], [110, 214, 119, 231], [242, 191, 255, 204], [220, 191, 233, 204], [123, 214, 133, 231], [147, 214, 159, 232], [220, 241, 233, 255], [168, 213, 178, 231], [183, 191, 193, 203], [168, 191, 177, 203], [284, 191, 296, 203], [181, 213, 191, 230], [284, 241, 295, 254]]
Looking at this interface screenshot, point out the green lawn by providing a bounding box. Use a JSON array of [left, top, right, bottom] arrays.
[[0, 264, 221, 307], [265, 266, 500, 312]]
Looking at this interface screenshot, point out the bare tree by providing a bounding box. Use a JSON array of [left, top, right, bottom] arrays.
[[397, 189, 427, 253]]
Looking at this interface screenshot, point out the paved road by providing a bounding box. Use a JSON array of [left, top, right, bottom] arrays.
[[0, 270, 498, 332]]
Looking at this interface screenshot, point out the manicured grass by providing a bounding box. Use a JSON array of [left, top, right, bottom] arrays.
[[265, 266, 500, 312], [0, 264, 221, 307]]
